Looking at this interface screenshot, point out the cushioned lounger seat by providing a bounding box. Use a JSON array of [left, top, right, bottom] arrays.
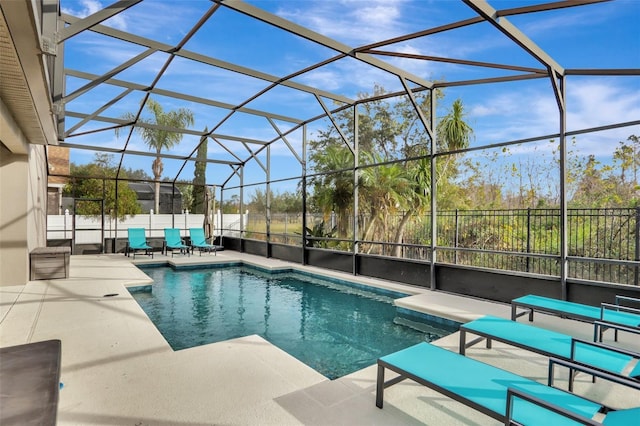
[[188, 228, 216, 256], [460, 315, 640, 389], [163, 228, 189, 257], [376, 342, 638, 425], [511, 294, 640, 341], [126, 228, 153, 259]]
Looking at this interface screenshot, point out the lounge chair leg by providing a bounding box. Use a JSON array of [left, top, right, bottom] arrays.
[[548, 360, 555, 387], [568, 368, 574, 392], [376, 365, 385, 408]]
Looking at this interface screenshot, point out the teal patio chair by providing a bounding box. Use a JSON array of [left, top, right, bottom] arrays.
[[511, 294, 640, 341], [460, 315, 640, 391], [188, 228, 216, 256], [163, 228, 189, 257], [126, 228, 153, 259], [376, 342, 640, 426]]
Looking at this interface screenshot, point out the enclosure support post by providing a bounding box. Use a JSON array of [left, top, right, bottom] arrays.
[[114, 178, 119, 252], [353, 105, 359, 275], [101, 179, 106, 254], [635, 207, 640, 286], [302, 124, 308, 265], [171, 183, 176, 228], [220, 187, 225, 245], [100, 199, 105, 254], [72, 201, 76, 255], [454, 209, 459, 265], [557, 75, 568, 300], [526, 208, 531, 273], [239, 167, 244, 252], [266, 145, 272, 258], [100, 198, 105, 254], [430, 89, 437, 291]]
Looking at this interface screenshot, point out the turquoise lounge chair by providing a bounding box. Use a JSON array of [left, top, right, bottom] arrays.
[[126, 228, 153, 259], [163, 228, 189, 257], [189, 228, 216, 256], [460, 315, 640, 391], [512, 294, 640, 341], [376, 342, 639, 425]]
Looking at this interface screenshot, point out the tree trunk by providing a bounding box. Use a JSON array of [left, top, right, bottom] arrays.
[[361, 215, 377, 253], [152, 155, 163, 213], [392, 210, 413, 257]]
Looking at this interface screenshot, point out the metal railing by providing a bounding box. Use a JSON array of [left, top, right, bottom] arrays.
[[237, 208, 640, 286]]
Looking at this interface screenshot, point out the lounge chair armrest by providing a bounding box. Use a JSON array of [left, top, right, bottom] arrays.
[[548, 357, 640, 391], [601, 302, 640, 316], [505, 387, 601, 426], [615, 295, 640, 307], [570, 337, 640, 358], [594, 319, 640, 336]]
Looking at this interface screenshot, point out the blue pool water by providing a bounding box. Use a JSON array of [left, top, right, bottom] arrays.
[[131, 265, 458, 379]]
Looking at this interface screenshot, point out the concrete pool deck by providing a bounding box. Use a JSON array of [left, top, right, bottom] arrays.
[[1, 251, 638, 425]]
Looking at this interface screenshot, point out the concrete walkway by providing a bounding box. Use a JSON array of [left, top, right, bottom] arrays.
[[1, 252, 638, 425]]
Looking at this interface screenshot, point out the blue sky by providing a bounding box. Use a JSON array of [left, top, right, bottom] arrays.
[[59, 0, 640, 197]]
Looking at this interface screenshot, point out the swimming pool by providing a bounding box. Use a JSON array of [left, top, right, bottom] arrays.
[[130, 264, 459, 379]]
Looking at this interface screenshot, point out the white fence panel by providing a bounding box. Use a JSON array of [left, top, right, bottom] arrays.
[[47, 214, 73, 240], [47, 211, 245, 243]]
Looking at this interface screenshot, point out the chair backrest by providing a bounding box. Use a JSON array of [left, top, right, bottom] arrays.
[[128, 228, 147, 245], [164, 228, 183, 246], [189, 228, 206, 245]]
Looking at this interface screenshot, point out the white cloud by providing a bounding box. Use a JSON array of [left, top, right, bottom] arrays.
[[566, 80, 640, 130], [353, 4, 401, 27], [518, 7, 610, 37], [68, 36, 165, 74], [469, 94, 519, 118], [296, 68, 348, 93], [465, 78, 640, 158], [277, 0, 408, 45], [62, 0, 128, 31]]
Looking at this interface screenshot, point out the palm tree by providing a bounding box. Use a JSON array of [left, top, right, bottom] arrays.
[[389, 99, 473, 257], [437, 98, 473, 178], [437, 98, 473, 151], [358, 152, 411, 254], [117, 98, 195, 213], [391, 156, 430, 257], [311, 144, 354, 237]]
